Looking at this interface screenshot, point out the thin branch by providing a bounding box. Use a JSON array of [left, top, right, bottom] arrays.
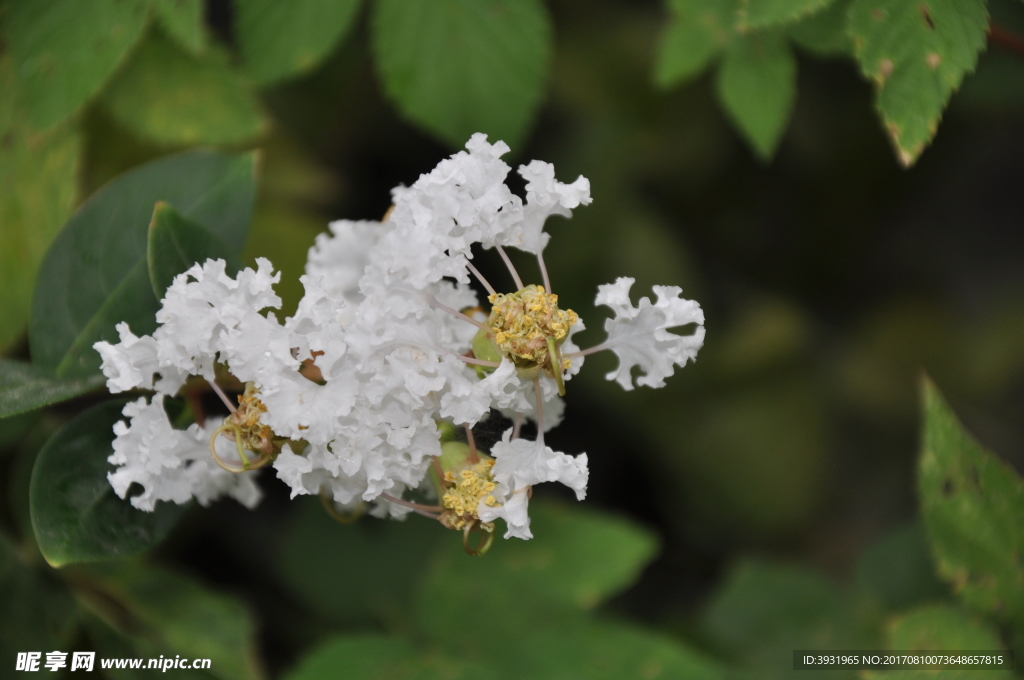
[[533, 378, 545, 445], [562, 342, 608, 359], [209, 380, 237, 412], [537, 251, 552, 293], [379, 492, 443, 514], [495, 245, 524, 290], [466, 425, 479, 463], [991, 22, 1024, 58], [435, 347, 502, 368], [466, 261, 497, 297], [426, 295, 489, 331]]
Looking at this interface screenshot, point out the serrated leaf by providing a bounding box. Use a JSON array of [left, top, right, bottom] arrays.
[[0, 56, 80, 352], [236, 0, 363, 86], [29, 400, 187, 567], [101, 31, 268, 147], [849, 0, 989, 166], [715, 31, 797, 160], [788, 0, 853, 56], [654, 0, 734, 88], [417, 500, 659, 643], [30, 150, 257, 378], [371, 0, 551, 148], [79, 563, 264, 680], [919, 379, 1024, 629], [738, 0, 836, 30], [151, 0, 208, 54], [0, 359, 105, 419], [865, 604, 1012, 679], [147, 202, 236, 300], [2, 0, 149, 129]]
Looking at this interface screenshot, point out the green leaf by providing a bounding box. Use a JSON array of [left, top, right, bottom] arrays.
[[283, 636, 461, 680], [417, 500, 659, 642], [30, 149, 257, 378], [704, 559, 878, 677], [29, 400, 187, 567], [101, 31, 268, 147], [0, 56, 81, 352], [0, 532, 79, 663], [371, 0, 552, 148], [2, 0, 149, 129], [654, 0, 734, 88], [277, 498, 446, 627], [738, 0, 836, 30], [865, 604, 1013, 679], [855, 522, 948, 611], [147, 202, 236, 300], [151, 0, 207, 54], [236, 0, 363, 86], [80, 563, 264, 680], [849, 0, 989, 166], [497, 617, 726, 680], [919, 379, 1024, 629], [715, 31, 797, 160], [787, 0, 853, 56], [0, 359, 105, 419]]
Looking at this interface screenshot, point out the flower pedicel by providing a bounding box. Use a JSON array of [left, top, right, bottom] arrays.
[[94, 134, 706, 554]]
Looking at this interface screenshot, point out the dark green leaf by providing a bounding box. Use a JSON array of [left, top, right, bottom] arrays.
[[151, 0, 207, 54], [29, 400, 187, 567], [0, 56, 80, 352], [654, 0, 734, 88], [0, 532, 79, 664], [79, 563, 264, 680], [849, 0, 989, 166], [236, 0, 363, 86], [919, 379, 1024, 629], [704, 559, 878, 678], [865, 604, 1012, 679], [30, 150, 257, 378], [147, 202, 236, 300], [0, 410, 37, 449], [788, 0, 853, 56], [417, 500, 659, 643], [101, 31, 268, 147], [285, 635, 498, 680], [3, 0, 149, 128], [371, 0, 552, 148], [738, 0, 836, 30], [855, 522, 948, 611], [0, 359, 105, 418], [277, 498, 446, 627], [715, 31, 797, 160], [498, 617, 725, 680]]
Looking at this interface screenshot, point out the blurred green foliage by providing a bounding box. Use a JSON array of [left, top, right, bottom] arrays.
[[2, 0, 1024, 678]]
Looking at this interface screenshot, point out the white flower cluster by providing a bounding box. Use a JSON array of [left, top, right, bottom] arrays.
[[94, 134, 705, 540]]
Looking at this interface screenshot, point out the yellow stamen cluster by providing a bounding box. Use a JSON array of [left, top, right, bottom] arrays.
[[486, 285, 578, 369], [440, 459, 498, 532], [227, 383, 274, 455]]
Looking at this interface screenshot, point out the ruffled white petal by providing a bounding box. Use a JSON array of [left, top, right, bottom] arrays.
[[595, 277, 705, 390]]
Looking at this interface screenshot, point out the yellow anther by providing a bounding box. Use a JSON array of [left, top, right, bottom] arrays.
[[440, 459, 498, 532], [485, 285, 578, 374]]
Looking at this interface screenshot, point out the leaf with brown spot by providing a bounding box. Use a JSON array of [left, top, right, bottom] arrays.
[[918, 378, 1024, 632], [849, 0, 988, 166]]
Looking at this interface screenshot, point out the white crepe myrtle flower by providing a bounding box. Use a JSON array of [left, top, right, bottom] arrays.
[[93, 133, 704, 554]]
